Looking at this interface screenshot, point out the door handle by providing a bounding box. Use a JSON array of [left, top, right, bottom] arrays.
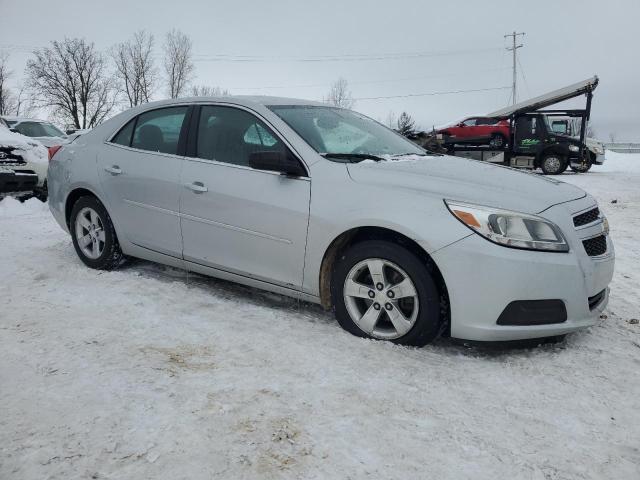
[[104, 165, 122, 175], [187, 181, 208, 193]]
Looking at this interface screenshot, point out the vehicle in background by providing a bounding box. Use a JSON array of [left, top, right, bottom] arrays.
[[48, 96, 613, 346], [547, 117, 605, 172], [437, 117, 510, 148], [2, 116, 69, 148], [65, 128, 91, 142], [0, 122, 49, 200], [435, 77, 600, 175]]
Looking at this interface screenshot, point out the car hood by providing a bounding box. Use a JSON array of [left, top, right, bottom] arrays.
[[346, 154, 586, 214]]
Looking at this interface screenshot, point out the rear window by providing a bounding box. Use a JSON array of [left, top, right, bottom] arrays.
[[111, 119, 136, 147], [130, 107, 188, 155]]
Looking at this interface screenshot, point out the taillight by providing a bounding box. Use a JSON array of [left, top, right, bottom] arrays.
[[48, 145, 62, 161]]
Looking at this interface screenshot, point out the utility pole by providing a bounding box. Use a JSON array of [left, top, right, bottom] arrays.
[[504, 31, 525, 105]]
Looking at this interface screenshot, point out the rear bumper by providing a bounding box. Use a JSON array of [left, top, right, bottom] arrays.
[[432, 219, 614, 341]]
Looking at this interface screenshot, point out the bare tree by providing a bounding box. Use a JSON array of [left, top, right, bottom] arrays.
[[385, 110, 397, 129], [0, 52, 17, 116], [397, 111, 416, 137], [324, 77, 354, 109], [112, 30, 156, 107], [26, 38, 116, 129], [14, 84, 36, 117], [163, 29, 194, 98], [190, 85, 230, 97], [609, 132, 617, 143]]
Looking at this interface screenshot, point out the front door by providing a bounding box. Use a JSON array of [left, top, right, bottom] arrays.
[[514, 115, 543, 155], [97, 106, 189, 257], [180, 105, 311, 289]]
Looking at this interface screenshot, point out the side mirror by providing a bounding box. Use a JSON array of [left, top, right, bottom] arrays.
[[457, 123, 465, 127], [249, 151, 306, 177], [9, 128, 18, 133]]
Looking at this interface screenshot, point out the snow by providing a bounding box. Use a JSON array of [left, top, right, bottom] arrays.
[[0, 125, 48, 165], [1, 152, 639, 479]]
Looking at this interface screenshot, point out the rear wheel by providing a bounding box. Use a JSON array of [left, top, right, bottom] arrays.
[[540, 153, 567, 175], [331, 240, 442, 347], [70, 196, 123, 270]]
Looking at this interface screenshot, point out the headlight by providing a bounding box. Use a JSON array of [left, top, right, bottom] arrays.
[[569, 144, 580, 152], [445, 200, 569, 252]]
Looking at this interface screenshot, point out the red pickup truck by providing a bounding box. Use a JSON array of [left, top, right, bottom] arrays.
[[437, 117, 510, 148]]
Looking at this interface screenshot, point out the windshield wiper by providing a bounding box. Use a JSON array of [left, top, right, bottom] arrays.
[[320, 152, 385, 163], [392, 152, 442, 158]]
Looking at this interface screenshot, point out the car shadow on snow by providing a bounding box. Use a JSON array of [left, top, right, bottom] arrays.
[[117, 257, 580, 358], [119, 257, 333, 323]]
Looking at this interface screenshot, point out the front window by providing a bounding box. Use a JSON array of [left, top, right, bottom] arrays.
[[268, 105, 424, 161], [196, 105, 289, 167]]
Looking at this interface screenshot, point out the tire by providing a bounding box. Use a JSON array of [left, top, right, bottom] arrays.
[[331, 240, 442, 347], [570, 161, 592, 173], [540, 153, 567, 175], [489, 133, 506, 148], [70, 196, 124, 270], [35, 181, 48, 202]]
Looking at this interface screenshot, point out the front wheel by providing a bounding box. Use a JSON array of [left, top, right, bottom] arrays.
[[540, 154, 567, 175], [70, 196, 124, 270], [570, 162, 592, 173], [331, 240, 442, 347]]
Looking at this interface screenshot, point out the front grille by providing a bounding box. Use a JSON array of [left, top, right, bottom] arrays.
[[0, 146, 25, 164], [583, 235, 607, 256], [573, 207, 600, 227], [588, 289, 606, 310]]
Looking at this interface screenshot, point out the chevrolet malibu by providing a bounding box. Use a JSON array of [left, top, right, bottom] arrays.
[[47, 97, 614, 346]]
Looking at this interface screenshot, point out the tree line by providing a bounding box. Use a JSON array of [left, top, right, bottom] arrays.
[[0, 33, 418, 136], [0, 30, 229, 129]]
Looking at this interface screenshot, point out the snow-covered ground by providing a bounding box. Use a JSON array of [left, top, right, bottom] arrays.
[[1, 152, 639, 480]]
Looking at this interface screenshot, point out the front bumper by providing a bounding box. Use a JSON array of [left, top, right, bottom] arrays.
[[0, 167, 39, 195], [432, 198, 614, 341], [593, 152, 605, 165]]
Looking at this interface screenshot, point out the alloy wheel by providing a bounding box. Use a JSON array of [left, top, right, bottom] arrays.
[[343, 258, 419, 340], [544, 156, 562, 174], [74, 207, 106, 260]]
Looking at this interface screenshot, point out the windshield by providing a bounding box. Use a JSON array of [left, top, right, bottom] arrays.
[[268, 105, 424, 160], [40, 122, 66, 137]]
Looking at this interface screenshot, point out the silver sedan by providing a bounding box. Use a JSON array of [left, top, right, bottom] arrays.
[[47, 97, 614, 345]]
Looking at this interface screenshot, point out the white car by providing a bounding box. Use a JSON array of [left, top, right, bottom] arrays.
[[3, 116, 69, 148], [0, 122, 49, 200], [48, 97, 614, 345]]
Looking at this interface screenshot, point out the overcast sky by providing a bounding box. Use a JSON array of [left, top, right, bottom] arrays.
[[1, 0, 639, 140]]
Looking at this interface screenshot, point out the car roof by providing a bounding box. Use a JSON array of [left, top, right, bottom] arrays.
[[130, 96, 330, 110], [2, 116, 52, 124]]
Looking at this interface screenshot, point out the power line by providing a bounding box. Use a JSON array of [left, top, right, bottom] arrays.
[[231, 66, 512, 91], [504, 31, 525, 105], [516, 55, 530, 98], [190, 47, 504, 63], [354, 86, 511, 101]]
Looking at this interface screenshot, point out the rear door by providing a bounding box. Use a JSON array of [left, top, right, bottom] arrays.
[[179, 105, 310, 289], [97, 106, 190, 257]]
